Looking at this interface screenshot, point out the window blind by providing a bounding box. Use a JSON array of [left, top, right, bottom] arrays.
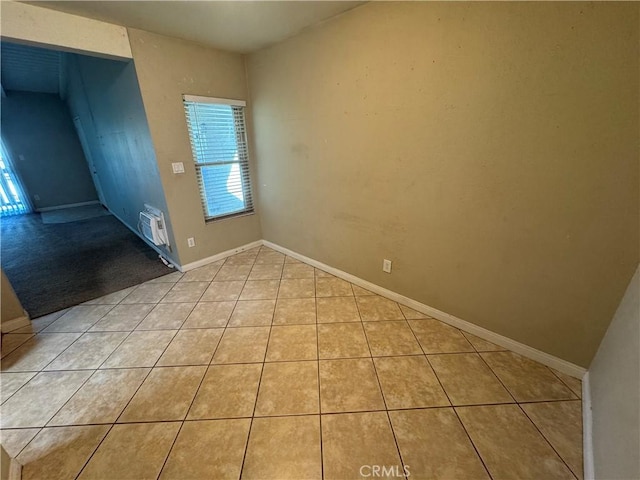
[[183, 97, 254, 221]]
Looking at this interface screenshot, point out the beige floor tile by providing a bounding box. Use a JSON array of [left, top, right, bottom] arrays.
[[136, 303, 194, 330], [42, 305, 114, 333], [118, 366, 206, 422], [273, 298, 316, 324], [521, 401, 583, 479], [1, 333, 34, 358], [0, 428, 40, 457], [160, 419, 251, 480], [249, 263, 283, 280], [285, 255, 302, 264], [182, 301, 235, 328], [1, 333, 82, 372], [278, 278, 315, 298], [121, 282, 173, 304], [282, 263, 314, 279], [322, 411, 402, 480], [319, 358, 385, 413], [316, 277, 353, 297], [212, 327, 270, 364], [78, 422, 180, 480], [409, 319, 474, 353], [462, 331, 506, 352], [316, 296, 361, 323], [363, 321, 423, 356], [389, 408, 490, 480], [229, 300, 275, 326], [214, 264, 252, 281], [481, 351, 576, 402], [200, 280, 245, 301], [13, 310, 68, 334], [428, 353, 513, 406], [254, 250, 286, 265], [266, 325, 317, 361], [242, 415, 321, 480], [157, 329, 223, 366], [145, 271, 184, 283], [374, 356, 449, 409], [1, 371, 91, 428], [399, 304, 429, 319], [318, 323, 370, 359], [188, 364, 262, 419], [351, 284, 375, 296], [83, 286, 137, 305], [89, 304, 155, 332], [1, 372, 36, 403], [356, 296, 404, 321], [101, 330, 176, 368], [44, 332, 128, 370], [161, 281, 208, 303], [18, 425, 110, 480], [225, 251, 259, 265], [48, 368, 150, 426], [456, 404, 574, 480], [255, 361, 319, 416], [239, 280, 280, 300], [314, 268, 334, 278], [179, 262, 223, 282], [551, 369, 583, 399]]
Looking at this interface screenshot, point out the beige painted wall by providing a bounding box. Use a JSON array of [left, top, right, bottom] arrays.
[[128, 28, 262, 266], [589, 266, 639, 479], [0, 1, 131, 60], [248, 2, 639, 367], [1, 270, 24, 324]]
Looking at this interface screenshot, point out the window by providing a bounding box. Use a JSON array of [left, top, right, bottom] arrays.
[[183, 95, 254, 221]]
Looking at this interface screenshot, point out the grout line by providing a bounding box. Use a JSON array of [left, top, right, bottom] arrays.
[[404, 315, 495, 480], [315, 291, 324, 480], [355, 296, 409, 479]]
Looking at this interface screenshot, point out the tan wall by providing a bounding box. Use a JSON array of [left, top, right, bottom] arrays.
[[128, 29, 262, 266], [248, 2, 640, 367], [589, 265, 639, 479], [0, 1, 131, 60], [1, 270, 24, 324]]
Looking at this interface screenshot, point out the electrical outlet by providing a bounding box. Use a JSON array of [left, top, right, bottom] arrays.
[[187, 237, 196, 248], [172, 162, 185, 174], [383, 259, 392, 273]]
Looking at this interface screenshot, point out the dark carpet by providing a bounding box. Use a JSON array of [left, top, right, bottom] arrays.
[[1, 213, 174, 318]]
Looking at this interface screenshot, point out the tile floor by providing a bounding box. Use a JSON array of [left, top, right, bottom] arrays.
[[0, 246, 584, 480]]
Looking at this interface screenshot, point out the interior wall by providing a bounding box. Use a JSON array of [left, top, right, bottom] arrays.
[[127, 28, 262, 266], [64, 53, 177, 263], [589, 266, 639, 479], [1, 268, 25, 323], [247, 2, 640, 367], [0, 91, 98, 210]]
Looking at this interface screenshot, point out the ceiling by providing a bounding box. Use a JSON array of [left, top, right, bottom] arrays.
[[27, 1, 364, 54]]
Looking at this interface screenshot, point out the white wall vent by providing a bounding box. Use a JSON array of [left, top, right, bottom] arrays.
[[139, 205, 169, 247]]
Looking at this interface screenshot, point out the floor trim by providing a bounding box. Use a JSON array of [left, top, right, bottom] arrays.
[[8, 458, 22, 480], [582, 371, 595, 479], [1, 314, 31, 333], [178, 240, 263, 272], [262, 239, 587, 379], [36, 200, 100, 212]]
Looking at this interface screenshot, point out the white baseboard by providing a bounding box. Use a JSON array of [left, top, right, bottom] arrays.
[[8, 457, 22, 480], [178, 240, 263, 272], [582, 371, 595, 480], [1, 313, 31, 333], [262, 240, 587, 379], [36, 200, 100, 212]]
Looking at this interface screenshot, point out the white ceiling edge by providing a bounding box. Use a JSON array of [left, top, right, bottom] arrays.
[[25, 1, 365, 54]]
